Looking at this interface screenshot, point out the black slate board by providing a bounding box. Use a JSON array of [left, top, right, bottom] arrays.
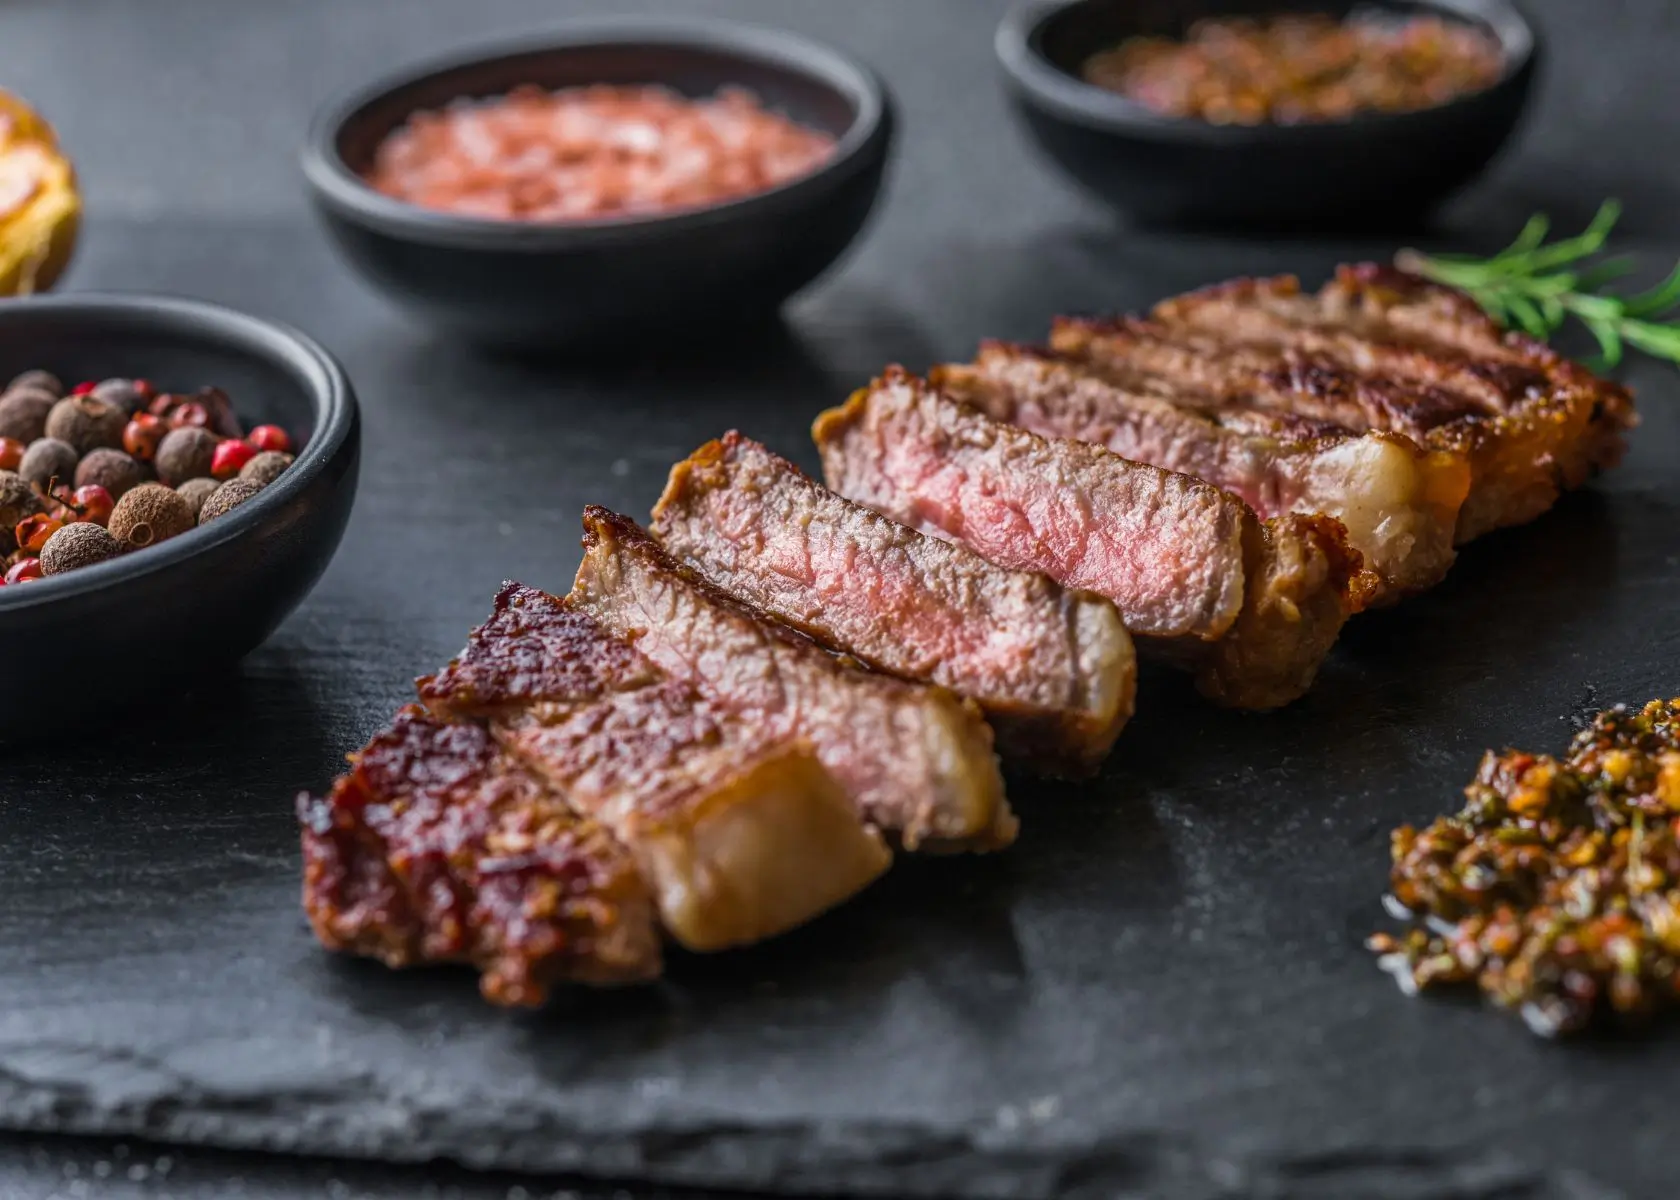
[[1, 1, 1678, 1197]]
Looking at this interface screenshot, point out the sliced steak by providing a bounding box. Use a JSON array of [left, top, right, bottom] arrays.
[[419, 583, 890, 952], [814, 369, 1368, 709], [651, 432, 1135, 776], [935, 342, 1470, 601], [819, 369, 1250, 641], [1136, 266, 1637, 542], [1051, 315, 1487, 442], [298, 705, 661, 1006], [570, 507, 1016, 851]]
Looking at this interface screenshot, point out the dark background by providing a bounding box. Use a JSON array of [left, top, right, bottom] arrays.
[[1, 1, 1678, 1197]]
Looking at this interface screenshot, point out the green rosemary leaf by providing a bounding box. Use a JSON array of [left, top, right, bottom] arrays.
[[1565, 292, 1625, 322], [1518, 271, 1580, 298], [1520, 200, 1621, 273], [1620, 320, 1680, 363], [1620, 259, 1680, 319], [1399, 253, 1485, 289], [1470, 287, 1510, 327], [1538, 293, 1566, 330], [1496, 211, 1551, 260], [1506, 293, 1552, 339], [1583, 317, 1624, 368]]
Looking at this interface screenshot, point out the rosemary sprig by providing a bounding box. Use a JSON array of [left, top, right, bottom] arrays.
[[1396, 200, 1680, 370]]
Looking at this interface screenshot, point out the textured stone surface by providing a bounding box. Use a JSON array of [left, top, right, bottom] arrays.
[[0, 0, 1677, 1197]]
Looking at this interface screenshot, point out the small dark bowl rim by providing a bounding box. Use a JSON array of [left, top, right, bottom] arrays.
[[996, 0, 1536, 143], [0, 292, 356, 615], [300, 16, 889, 251]]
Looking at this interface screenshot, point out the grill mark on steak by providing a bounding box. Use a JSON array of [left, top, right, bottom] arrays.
[[1054, 316, 1489, 435], [1150, 269, 1633, 429], [651, 432, 1136, 776], [570, 507, 1016, 852], [298, 705, 661, 1006], [1063, 268, 1636, 543], [936, 343, 1469, 601], [814, 370, 1369, 709], [418, 583, 889, 952], [1008, 335, 1360, 441]]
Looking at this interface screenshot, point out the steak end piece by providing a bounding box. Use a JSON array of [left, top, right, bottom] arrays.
[[298, 705, 661, 1006], [815, 370, 1369, 709], [939, 341, 1471, 604], [419, 583, 890, 952], [651, 432, 1136, 776], [1143, 266, 1637, 544], [1192, 512, 1368, 709], [570, 506, 1017, 852]]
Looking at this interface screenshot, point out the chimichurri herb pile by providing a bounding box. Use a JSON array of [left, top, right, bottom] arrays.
[[1370, 699, 1680, 1037]]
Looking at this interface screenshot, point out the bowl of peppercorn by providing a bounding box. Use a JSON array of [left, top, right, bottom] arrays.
[[0, 293, 360, 736], [301, 18, 893, 350]]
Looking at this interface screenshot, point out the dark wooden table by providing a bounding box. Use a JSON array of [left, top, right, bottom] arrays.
[[1, 1, 1677, 1197]]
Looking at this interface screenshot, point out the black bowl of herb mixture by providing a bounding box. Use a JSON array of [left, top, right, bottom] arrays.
[[996, 0, 1538, 228], [302, 19, 894, 350], [0, 295, 359, 736]]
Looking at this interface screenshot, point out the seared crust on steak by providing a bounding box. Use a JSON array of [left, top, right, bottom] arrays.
[[651, 432, 1136, 776], [814, 370, 1368, 709], [936, 341, 1470, 602], [1077, 265, 1636, 544], [298, 705, 661, 1006], [1197, 513, 1366, 709], [571, 506, 1016, 852], [419, 583, 658, 714], [420, 584, 890, 952]]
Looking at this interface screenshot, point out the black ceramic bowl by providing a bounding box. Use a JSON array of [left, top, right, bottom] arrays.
[[0, 295, 359, 736], [996, 0, 1537, 228], [301, 19, 893, 349]]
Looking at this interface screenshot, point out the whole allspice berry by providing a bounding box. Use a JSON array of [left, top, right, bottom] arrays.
[[239, 450, 293, 487], [195, 386, 245, 440], [40, 522, 121, 575], [44, 395, 127, 455], [107, 483, 195, 550], [0, 389, 56, 443], [90, 378, 147, 415], [198, 477, 264, 524], [174, 476, 220, 519], [7, 370, 62, 398], [154, 426, 219, 487], [0, 469, 43, 531], [74, 447, 146, 499], [18, 437, 79, 490]]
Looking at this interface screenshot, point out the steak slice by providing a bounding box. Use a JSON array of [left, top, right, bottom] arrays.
[[1050, 316, 1488, 447], [298, 705, 661, 1006], [570, 507, 1016, 852], [419, 583, 890, 952], [934, 342, 1470, 602], [814, 369, 1368, 709], [1133, 265, 1637, 542], [650, 432, 1135, 776]]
